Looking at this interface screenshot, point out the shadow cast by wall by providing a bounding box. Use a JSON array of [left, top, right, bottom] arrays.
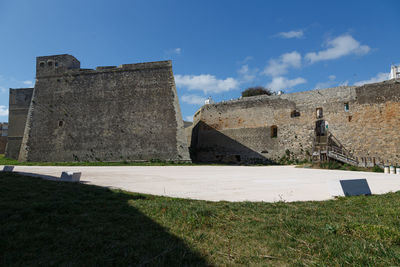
[[1, 172, 212, 266], [190, 121, 276, 164]]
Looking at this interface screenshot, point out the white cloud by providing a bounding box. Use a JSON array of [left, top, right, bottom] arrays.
[[0, 86, 7, 93], [267, 76, 306, 91], [263, 51, 302, 77], [164, 48, 182, 58], [0, 106, 8, 116], [173, 48, 181, 54], [276, 30, 304, 39], [314, 82, 334, 90], [354, 72, 390, 86], [181, 94, 206, 105], [314, 75, 337, 89], [237, 64, 258, 82], [23, 80, 34, 86], [175, 74, 239, 94], [305, 34, 370, 63], [185, 116, 193, 122], [239, 56, 253, 64]]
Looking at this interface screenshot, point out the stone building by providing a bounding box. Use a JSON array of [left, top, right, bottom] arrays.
[[0, 122, 8, 136], [7, 54, 190, 162], [391, 65, 400, 80], [189, 80, 400, 166], [0, 122, 8, 154], [5, 88, 33, 159]]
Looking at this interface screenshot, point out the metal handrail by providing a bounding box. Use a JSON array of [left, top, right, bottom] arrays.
[[327, 130, 356, 159], [313, 129, 359, 166]]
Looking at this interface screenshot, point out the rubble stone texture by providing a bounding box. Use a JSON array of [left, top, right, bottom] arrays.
[[190, 81, 400, 165], [6, 88, 33, 159], [11, 54, 190, 162]]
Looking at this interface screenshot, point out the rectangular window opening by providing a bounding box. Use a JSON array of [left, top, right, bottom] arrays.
[[316, 108, 323, 119], [291, 110, 301, 118], [271, 125, 278, 138], [344, 102, 349, 112]]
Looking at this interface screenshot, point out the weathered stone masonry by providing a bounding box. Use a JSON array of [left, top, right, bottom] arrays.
[[190, 80, 400, 165], [5, 88, 33, 159], [11, 54, 190, 162]]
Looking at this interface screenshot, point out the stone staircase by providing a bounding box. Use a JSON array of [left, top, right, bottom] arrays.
[[312, 131, 359, 166]]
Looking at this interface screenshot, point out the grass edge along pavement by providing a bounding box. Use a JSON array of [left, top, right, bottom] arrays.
[[0, 154, 197, 166], [1, 172, 400, 266], [0, 154, 385, 173]]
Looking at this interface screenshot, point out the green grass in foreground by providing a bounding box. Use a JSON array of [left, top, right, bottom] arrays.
[[1, 173, 400, 266]]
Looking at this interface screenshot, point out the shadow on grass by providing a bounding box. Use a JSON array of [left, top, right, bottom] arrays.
[[9, 171, 63, 182], [0, 172, 211, 266]]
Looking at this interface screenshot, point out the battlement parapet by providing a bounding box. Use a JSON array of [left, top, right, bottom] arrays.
[[36, 54, 80, 77], [36, 54, 172, 79]]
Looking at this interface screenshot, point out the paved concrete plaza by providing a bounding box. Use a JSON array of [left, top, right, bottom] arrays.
[[4, 165, 400, 202]]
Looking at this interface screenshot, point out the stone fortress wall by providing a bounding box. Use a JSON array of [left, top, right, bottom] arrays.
[[0, 122, 9, 154], [5, 88, 33, 159], [189, 80, 400, 166], [9, 54, 190, 162]]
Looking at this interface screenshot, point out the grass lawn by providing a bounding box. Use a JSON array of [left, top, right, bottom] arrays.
[[1, 173, 400, 266]]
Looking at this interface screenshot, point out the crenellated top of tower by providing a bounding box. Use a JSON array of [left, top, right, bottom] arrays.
[[35, 54, 172, 79], [36, 54, 81, 77]]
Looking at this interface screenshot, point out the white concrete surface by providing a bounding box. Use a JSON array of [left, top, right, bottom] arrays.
[[3, 165, 400, 202]]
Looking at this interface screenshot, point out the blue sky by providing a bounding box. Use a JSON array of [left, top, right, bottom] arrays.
[[0, 0, 399, 122]]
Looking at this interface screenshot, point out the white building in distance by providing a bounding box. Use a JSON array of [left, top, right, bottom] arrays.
[[205, 96, 215, 105], [390, 65, 400, 79]]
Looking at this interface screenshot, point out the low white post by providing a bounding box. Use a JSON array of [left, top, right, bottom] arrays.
[[384, 166, 389, 174], [390, 166, 396, 174]]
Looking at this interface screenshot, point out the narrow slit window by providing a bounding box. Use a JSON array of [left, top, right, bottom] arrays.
[[271, 125, 278, 138]]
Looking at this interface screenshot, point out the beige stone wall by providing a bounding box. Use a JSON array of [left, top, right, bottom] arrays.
[[191, 81, 400, 165]]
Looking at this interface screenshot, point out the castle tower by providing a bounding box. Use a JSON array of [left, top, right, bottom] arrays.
[[17, 54, 190, 162]]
